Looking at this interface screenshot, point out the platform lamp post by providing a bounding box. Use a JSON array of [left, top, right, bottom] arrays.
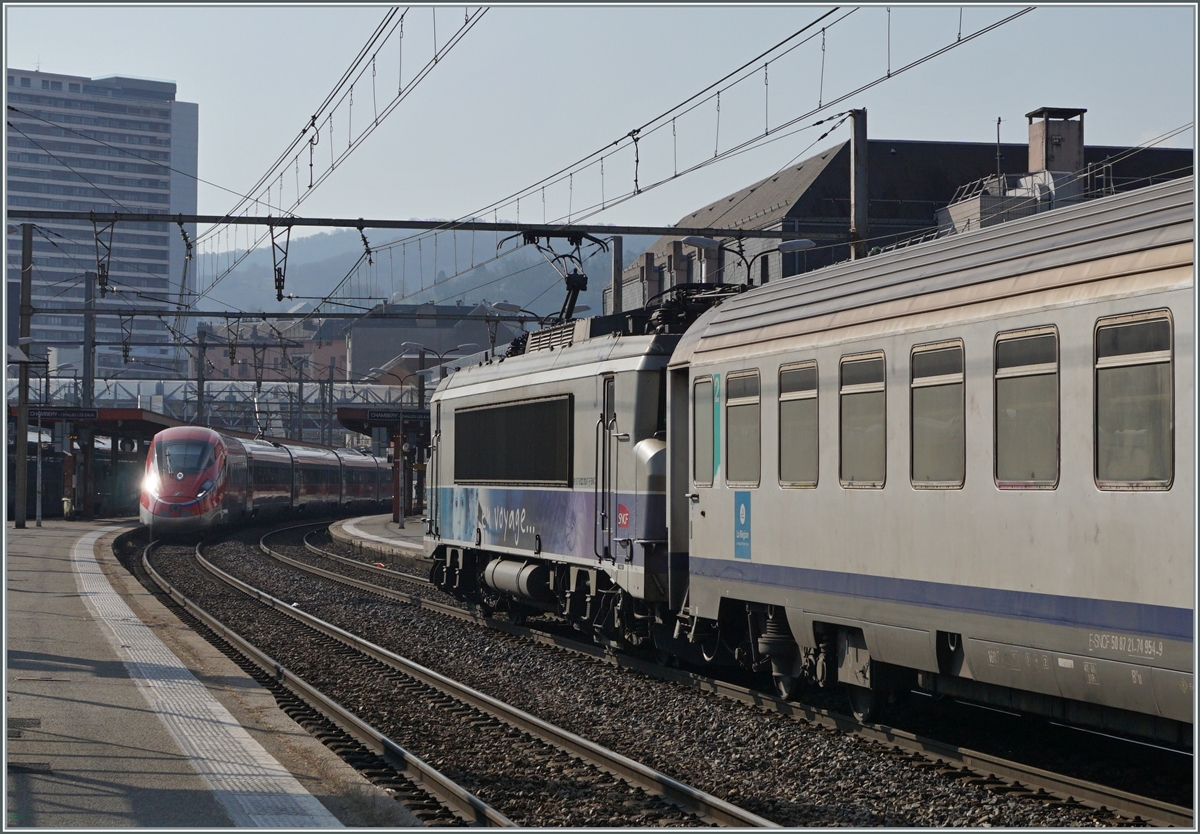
[[36, 363, 74, 527], [370, 366, 408, 525], [399, 342, 478, 518], [9, 353, 66, 528], [681, 237, 816, 286]]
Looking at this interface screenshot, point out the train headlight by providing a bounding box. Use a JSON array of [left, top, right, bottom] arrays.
[[144, 471, 160, 498], [196, 478, 215, 500]]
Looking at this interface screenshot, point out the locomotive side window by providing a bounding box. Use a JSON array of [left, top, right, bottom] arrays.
[[693, 377, 714, 487], [840, 353, 886, 487], [911, 342, 965, 488], [454, 395, 573, 486], [1095, 312, 1173, 489], [726, 372, 761, 486], [779, 362, 818, 487], [994, 328, 1058, 488]]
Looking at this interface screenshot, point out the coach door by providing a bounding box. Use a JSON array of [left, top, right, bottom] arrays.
[[689, 374, 717, 558], [595, 375, 618, 561]]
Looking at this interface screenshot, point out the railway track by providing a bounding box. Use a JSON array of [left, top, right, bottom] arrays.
[[144, 529, 776, 827], [301, 528, 433, 589], [259, 521, 1194, 828]]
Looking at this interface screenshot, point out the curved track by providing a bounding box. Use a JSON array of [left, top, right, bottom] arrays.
[[262, 522, 1194, 828], [146, 527, 775, 827], [143, 538, 506, 826]]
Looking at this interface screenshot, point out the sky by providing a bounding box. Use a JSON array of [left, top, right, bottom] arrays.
[[4, 3, 1196, 311]]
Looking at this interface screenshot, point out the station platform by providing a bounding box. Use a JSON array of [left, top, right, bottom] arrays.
[[328, 514, 428, 562], [5, 520, 423, 828]]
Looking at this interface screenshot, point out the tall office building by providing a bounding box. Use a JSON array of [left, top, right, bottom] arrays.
[[6, 69, 198, 377]]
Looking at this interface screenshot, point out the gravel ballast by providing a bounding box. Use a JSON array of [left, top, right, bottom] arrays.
[[150, 529, 1173, 828]]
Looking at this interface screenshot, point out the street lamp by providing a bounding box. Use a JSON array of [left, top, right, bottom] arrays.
[[369, 368, 429, 407], [401, 341, 479, 365], [400, 342, 479, 389], [682, 237, 815, 286], [492, 303, 589, 330]]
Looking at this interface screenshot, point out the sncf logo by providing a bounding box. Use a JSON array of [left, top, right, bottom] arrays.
[[617, 504, 630, 529]]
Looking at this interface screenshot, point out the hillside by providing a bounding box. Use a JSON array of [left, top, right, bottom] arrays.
[[196, 226, 657, 317]]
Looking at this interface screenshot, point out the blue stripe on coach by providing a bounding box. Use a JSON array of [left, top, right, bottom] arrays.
[[690, 557, 1193, 642]]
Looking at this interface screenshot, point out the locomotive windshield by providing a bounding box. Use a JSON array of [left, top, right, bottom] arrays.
[[159, 440, 214, 476]]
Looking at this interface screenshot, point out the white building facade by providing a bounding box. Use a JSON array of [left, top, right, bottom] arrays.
[[6, 69, 198, 376]]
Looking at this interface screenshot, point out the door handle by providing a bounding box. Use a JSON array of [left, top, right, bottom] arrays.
[[685, 493, 700, 503]]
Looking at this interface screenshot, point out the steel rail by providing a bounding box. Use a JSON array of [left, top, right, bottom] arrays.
[[679, 675, 1194, 828], [265, 522, 1191, 827], [260, 523, 464, 618], [301, 529, 431, 587], [248, 528, 778, 827], [140, 540, 513, 827]]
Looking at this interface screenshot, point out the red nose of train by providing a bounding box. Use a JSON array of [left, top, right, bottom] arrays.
[[140, 426, 224, 531]]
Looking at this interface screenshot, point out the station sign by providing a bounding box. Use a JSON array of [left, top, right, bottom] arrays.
[[27, 407, 99, 420], [367, 409, 405, 421], [337, 406, 430, 446], [403, 412, 430, 447]]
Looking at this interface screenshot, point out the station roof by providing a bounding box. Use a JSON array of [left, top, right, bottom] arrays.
[[8, 406, 185, 441], [8, 406, 354, 449]]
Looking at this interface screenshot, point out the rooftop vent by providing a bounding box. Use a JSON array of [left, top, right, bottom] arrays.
[[1027, 107, 1086, 174]]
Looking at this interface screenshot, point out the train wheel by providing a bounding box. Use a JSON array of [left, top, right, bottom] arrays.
[[773, 673, 800, 700], [847, 685, 880, 723]]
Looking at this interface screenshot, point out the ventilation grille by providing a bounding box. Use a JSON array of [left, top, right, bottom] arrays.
[[526, 321, 583, 352]]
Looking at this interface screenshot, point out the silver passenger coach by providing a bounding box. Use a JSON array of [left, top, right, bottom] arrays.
[[426, 176, 1194, 745]]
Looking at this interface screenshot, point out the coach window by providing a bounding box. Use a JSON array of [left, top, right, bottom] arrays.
[[840, 353, 886, 487], [693, 377, 714, 487], [726, 371, 761, 485], [779, 362, 818, 486], [994, 328, 1058, 488], [911, 342, 965, 487], [1095, 312, 1173, 489]]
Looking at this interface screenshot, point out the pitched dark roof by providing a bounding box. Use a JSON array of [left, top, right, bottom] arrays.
[[631, 137, 1192, 265]]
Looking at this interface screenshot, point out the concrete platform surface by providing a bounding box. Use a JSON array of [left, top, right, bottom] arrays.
[[329, 514, 427, 561], [5, 520, 423, 828]]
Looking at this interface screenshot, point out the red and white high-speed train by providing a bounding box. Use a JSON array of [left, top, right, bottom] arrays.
[[139, 426, 394, 534]]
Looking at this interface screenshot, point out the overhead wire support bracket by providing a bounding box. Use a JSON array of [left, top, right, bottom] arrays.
[[308, 120, 320, 189], [176, 217, 194, 339], [252, 345, 266, 393], [268, 217, 292, 302], [120, 316, 134, 362], [177, 217, 194, 286], [226, 315, 238, 364], [91, 213, 116, 297], [358, 221, 373, 265]]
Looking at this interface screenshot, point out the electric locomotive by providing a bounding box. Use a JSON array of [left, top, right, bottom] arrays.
[[425, 177, 1194, 746]]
